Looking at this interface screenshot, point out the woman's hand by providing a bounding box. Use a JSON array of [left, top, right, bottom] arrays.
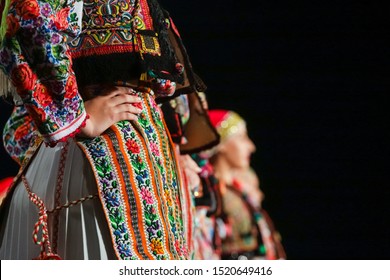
[[79, 86, 142, 138]]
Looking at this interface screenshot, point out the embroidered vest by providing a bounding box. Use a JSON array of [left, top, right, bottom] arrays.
[[69, 0, 184, 88]]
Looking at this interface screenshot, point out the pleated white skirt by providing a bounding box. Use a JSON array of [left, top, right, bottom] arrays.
[[0, 140, 116, 259]]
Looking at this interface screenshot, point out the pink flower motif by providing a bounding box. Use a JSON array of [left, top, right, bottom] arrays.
[[150, 98, 160, 111], [141, 187, 154, 205], [150, 142, 160, 156], [174, 240, 182, 255], [181, 246, 188, 257]]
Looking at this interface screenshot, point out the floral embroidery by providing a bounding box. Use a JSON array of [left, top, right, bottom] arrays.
[[64, 75, 78, 99], [33, 84, 52, 107], [1, 0, 190, 259], [149, 141, 160, 156], [85, 137, 137, 259], [126, 139, 140, 154], [41, 3, 52, 17], [77, 91, 189, 260], [0, 0, 85, 144], [150, 238, 164, 255], [54, 7, 70, 30], [141, 187, 154, 205], [118, 119, 168, 259], [15, 0, 40, 20], [2, 106, 37, 165], [10, 63, 37, 95]]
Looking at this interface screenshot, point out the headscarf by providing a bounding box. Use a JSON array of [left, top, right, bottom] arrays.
[[208, 109, 246, 143], [200, 109, 246, 158]]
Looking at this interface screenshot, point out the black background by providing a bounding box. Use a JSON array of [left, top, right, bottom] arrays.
[[1, 0, 389, 259]]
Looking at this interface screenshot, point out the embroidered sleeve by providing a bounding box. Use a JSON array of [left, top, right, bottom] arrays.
[[0, 0, 86, 146], [3, 105, 37, 165]]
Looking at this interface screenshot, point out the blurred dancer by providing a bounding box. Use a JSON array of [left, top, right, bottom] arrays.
[[208, 109, 286, 259]]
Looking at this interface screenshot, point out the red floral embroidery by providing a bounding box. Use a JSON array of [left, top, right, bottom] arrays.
[[11, 64, 37, 95], [126, 139, 140, 154], [65, 74, 77, 99], [25, 104, 47, 125], [6, 15, 20, 38], [55, 7, 70, 30], [34, 83, 52, 107], [15, 0, 40, 20], [14, 117, 34, 141]]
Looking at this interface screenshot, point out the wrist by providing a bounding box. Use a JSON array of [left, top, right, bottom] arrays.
[[78, 115, 94, 138]]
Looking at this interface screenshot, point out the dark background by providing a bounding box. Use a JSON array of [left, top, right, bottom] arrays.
[[1, 1, 389, 259]]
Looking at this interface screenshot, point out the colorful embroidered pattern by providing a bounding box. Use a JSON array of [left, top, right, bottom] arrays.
[[1, 1, 191, 260], [69, 0, 154, 58], [78, 89, 189, 260], [0, 0, 86, 145], [3, 105, 37, 165]]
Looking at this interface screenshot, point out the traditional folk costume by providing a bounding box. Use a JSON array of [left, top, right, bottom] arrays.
[[0, 0, 211, 260], [221, 178, 286, 260], [190, 154, 223, 260], [161, 87, 224, 260], [207, 110, 286, 260]]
